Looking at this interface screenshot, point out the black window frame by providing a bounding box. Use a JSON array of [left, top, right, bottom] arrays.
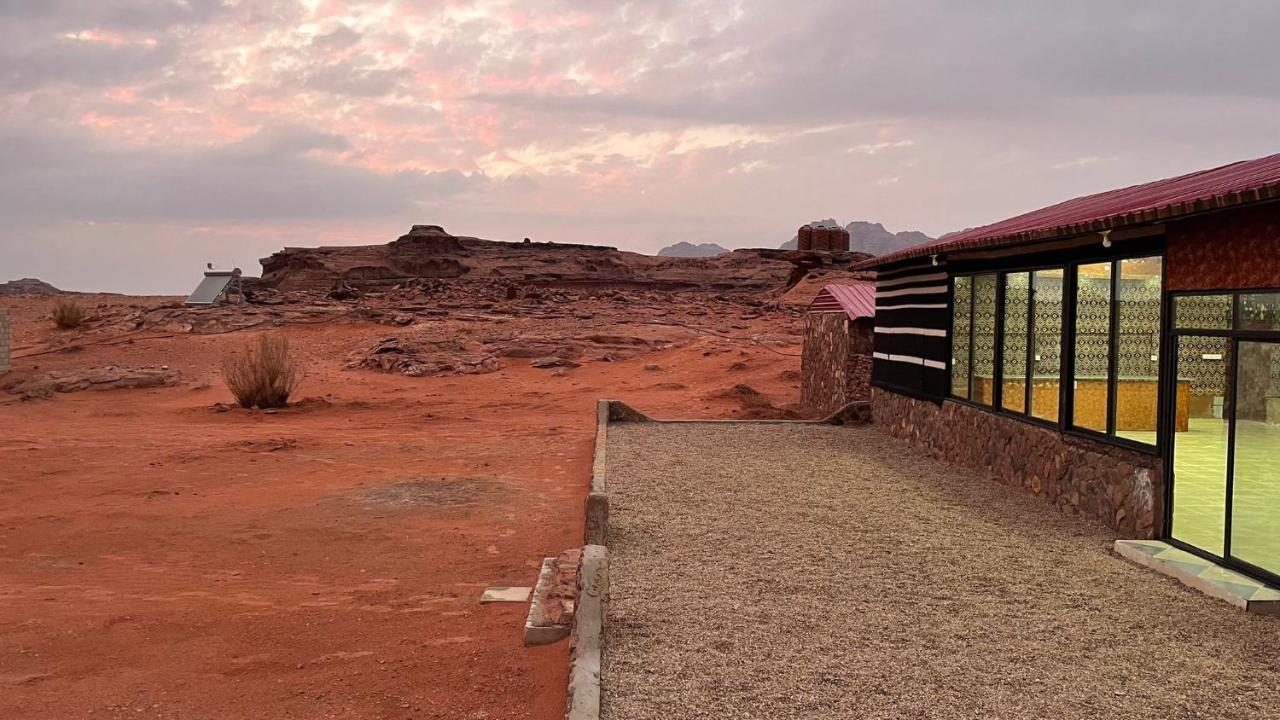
[[949, 266, 1064, 431], [944, 238, 1167, 456], [1162, 286, 1280, 589], [1064, 254, 1166, 452]]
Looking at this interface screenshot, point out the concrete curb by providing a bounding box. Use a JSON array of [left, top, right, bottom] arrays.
[[1114, 540, 1280, 615], [524, 557, 571, 645], [586, 399, 652, 546], [585, 401, 611, 546], [565, 544, 608, 720], [600, 399, 872, 427]]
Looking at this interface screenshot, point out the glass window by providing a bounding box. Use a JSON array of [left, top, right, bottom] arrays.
[[1030, 269, 1064, 422], [1170, 335, 1231, 556], [972, 274, 999, 405], [1175, 294, 1232, 330], [951, 276, 972, 399], [1002, 272, 1030, 412], [1114, 257, 1163, 444], [1228, 340, 1280, 577], [1072, 262, 1113, 432], [1239, 293, 1280, 331]]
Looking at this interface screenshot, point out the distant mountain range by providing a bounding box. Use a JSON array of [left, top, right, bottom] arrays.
[[655, 242, 733, 258], [657, 220, 934, 258]]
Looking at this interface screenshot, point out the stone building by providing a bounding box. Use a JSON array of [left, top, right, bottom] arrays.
[[801, 283, 875, 414], [856, 152, 1280, 589]]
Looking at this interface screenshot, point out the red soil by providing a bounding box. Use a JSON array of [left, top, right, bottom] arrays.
[[0, 295, 802, 719]]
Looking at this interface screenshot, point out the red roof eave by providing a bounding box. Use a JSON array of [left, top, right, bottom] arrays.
[[809, 282, 876, 319], [855, 152, 1280, 270]]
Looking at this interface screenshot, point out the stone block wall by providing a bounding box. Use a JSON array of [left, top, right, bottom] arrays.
[[871, 388, 1163, 539], [803, 314, 873, 413], [0, 308, 9, 375]]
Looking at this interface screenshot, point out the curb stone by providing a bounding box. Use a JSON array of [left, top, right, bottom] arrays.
[[565, 545, 608, 720]]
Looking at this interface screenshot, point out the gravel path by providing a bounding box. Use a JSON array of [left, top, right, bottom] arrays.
[[602, 423, 1280, 720]]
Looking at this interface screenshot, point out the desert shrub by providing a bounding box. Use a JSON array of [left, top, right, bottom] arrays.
[[51, 299, 88, 329], [222, 333, 301, 409]]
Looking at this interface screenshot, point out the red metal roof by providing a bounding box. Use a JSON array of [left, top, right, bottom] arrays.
[[808, 282, 875, 319], [856, 152, 1280, 270]]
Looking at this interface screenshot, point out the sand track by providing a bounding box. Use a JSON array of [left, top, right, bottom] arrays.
[[0, 293, 804, 719]]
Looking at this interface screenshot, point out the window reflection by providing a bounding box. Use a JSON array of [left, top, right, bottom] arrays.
[[1239, 293, 1280, 331], [1072, 262, 1113, 432], [1002, 272, 1030, 412], [972, 274, 998, 405], [1030, 269, 1064, 422], [951, 277, 972, 399], [1175, 294, 1232, 330], [1114, 257, 1163, 444]]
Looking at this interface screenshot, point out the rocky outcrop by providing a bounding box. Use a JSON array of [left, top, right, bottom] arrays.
[[0, 278, 61, 296], [257, 225, 869, 295], [3, 365, 181, 399], [781, 220, 934, 255]]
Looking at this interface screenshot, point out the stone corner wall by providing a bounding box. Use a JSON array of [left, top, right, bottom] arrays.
[[803, 314, 873, 412], [870, 387, 1163, 539], [0, 308, 10, 376]]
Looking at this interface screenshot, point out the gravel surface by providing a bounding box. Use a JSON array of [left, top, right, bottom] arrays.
[[602, 423, 1280, 720]]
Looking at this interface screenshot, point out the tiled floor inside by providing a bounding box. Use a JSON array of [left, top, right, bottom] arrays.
[[1171, 418, 1280, 578]]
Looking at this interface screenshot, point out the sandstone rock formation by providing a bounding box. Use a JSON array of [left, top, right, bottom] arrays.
[[256, 225, 869, 295], [0, 278, 61, 296], [3, 365, 180, 399], [781, 220, 934, 255]]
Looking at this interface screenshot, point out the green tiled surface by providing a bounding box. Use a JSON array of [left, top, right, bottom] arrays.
[[1117, 540, 1280, 605], [1170, 418, 1280, 577]]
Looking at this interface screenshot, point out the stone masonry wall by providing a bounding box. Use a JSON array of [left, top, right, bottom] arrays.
[[871, 388, 1163, 539], [0, 308, 10, 375], [802, 313, 852, 414], [803, 314, 874, 413]]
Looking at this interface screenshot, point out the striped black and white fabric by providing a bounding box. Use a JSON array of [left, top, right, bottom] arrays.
[[871, 261, 950, 400]]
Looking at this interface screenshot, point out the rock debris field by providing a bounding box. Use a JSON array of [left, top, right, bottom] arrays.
[[603, 423, 1280, 720]]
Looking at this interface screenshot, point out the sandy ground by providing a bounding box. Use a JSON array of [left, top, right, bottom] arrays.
[[603, 423, 1280, 720], [0, 294, 804, 719]]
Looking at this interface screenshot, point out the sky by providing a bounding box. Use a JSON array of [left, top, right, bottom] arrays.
[[1, 1, 1278, 294]]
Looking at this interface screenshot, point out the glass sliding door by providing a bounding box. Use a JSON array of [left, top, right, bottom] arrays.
[[1229, 340, 1280, 577], [1169, 335, 1231, 557], [1169, 291, 1280, 583]]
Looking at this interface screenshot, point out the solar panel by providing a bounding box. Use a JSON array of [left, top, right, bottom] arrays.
[[185, 272, 237, 306]]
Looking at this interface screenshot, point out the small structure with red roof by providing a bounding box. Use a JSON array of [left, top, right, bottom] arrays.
[[801, 282, 876, 413]]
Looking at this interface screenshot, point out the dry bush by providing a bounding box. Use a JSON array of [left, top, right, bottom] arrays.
[[52, 299, 88, 329], [222, 333, 301, 409]]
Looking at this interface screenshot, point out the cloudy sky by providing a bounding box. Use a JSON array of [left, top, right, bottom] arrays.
[[1, 1, 1278, 293]]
